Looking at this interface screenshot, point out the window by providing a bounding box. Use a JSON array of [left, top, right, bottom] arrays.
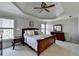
[[41, 24, 45, 34], [46, 24, 50, 34], [41, 23, 53, 34], [2, 29, 14, 39], [46, 24, 53, 34], [0, 18, 14, 40]]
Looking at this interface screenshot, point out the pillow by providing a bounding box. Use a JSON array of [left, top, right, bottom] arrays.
[[24, 30, 28, 35], [39, 32, 43, 34], [34, 30, 43, 35], [24, 31, 28, 38], [34, 31, 39, 35], [27, 30, 34, 36]]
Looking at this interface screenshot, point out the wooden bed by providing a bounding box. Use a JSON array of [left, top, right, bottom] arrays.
[[22, 28, 56, 56]]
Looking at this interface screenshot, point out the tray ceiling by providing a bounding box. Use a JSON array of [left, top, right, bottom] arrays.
[[13, 2, 64, 19], [0, 2, 79, 20]]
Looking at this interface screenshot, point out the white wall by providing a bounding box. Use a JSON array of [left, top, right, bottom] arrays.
[[14, 18, 42, 36], [47, 17, 79, 44], [78, 15, 79, 40]]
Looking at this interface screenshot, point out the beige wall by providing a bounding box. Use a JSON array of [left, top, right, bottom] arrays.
[[14, 18, 42, 36], [47, 17, 79, 44]]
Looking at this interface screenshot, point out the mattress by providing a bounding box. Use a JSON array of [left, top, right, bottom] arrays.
[[24, 34, 52, 51]]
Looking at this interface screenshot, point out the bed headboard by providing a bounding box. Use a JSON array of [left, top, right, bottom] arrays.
[[22, 28, 39, 45]]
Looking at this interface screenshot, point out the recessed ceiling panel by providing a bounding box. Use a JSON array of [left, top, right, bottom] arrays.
[[13, 2, 64, 19]]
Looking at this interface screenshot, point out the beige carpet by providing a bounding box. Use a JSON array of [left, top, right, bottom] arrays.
[[40, 44, 79, 56], [3, 40, 79, 56]]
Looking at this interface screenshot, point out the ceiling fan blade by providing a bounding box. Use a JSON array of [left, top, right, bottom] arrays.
[[34, 7, 42, 9], [46, 4, 55, 8], [44, 8, 50, 12]]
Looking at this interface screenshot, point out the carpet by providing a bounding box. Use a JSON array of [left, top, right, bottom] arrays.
[[3, 42, 79, 56]]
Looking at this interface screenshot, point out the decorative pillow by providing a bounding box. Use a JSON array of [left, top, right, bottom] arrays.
[[34, 31, 39, 35], [34, 30, 43, 35], [24, 31, 28, 38], [39, 32, 43, 34], [27, 30, 34, 36], [24, 30, 28, 35]]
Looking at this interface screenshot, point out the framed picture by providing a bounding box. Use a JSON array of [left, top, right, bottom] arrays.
[[29, 21, 34, 27]]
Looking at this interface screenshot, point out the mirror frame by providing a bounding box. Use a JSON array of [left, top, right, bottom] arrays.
[[53, 24, 62, 32]]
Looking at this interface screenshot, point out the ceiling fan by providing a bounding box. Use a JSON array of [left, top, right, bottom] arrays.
[[34, 2, 55, 13]]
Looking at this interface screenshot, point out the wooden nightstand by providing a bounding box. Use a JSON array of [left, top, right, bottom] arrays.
[[12, 36, 22, 50]]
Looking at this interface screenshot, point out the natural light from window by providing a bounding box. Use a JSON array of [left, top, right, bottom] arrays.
[[0, 18, 14, 40], [41, 23, 53, 35]]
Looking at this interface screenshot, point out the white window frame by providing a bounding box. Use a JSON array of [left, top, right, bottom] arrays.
[[41, 23, 53, 34], [0, 18, 14, 40]]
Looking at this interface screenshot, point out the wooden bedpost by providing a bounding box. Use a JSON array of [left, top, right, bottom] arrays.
[[37, 53, 40, 56], [22, 29, 25, 46]]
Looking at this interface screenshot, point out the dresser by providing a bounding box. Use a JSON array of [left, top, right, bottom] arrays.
[[51, 32, 65, 41]]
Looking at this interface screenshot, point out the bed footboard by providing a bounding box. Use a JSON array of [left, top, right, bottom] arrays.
[[37, 35, 55, 56]]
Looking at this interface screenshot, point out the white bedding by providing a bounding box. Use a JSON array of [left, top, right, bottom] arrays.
[[24, 34, 52, 51]]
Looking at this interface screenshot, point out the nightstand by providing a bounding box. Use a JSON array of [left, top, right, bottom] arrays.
[[12, 36, 22, 50]]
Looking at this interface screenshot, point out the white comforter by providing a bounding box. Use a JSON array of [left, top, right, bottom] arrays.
[[24, 34, 52, 51]]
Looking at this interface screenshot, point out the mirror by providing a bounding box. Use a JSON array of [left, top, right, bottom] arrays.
[[53, 24, 62, 32]]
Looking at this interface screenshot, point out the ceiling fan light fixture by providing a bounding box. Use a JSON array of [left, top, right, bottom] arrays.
[[34, 2, 55, 13]]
